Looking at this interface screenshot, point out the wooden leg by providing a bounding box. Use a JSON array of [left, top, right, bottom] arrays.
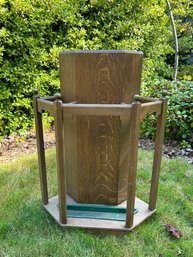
[[33, 89, 48, 205], [54, 93, 67, 224], [125, 96, 141, 228], [149, 96, 167, 210]]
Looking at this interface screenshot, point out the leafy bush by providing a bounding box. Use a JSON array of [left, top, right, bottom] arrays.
[[0, 0, 174, 135], [0, 0, 192, 144], [141, 80, 193, 146]]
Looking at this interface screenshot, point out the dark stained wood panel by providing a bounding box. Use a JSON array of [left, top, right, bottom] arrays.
[[59, 50, 143, 204], [77, 116, 120, 204]]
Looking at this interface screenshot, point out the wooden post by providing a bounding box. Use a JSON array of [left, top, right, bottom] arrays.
[[125, 95, 141, 228], [54, 93, 67, 224], [33, 89, 48, 205], [149, 92, 167, 210]]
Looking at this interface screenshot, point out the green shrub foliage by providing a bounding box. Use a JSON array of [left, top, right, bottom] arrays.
[[0, 0, 192, 143], [141, 80, 193, 146]]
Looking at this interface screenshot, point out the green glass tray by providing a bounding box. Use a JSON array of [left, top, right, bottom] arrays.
[[66, 203, 138, 221]]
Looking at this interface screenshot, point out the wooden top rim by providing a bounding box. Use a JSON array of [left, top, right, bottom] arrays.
[[59, 50, 143, 56]]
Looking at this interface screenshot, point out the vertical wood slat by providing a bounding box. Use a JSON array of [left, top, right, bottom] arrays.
[[149, 94, 167, 210], [33, 89, 48, 205], [54, 93, 67, 224], [125, 96, 141, 228]]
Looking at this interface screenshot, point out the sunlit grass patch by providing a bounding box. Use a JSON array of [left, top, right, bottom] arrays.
[[0, 149, 192, 257]]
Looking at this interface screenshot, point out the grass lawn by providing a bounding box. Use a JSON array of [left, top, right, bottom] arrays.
[[0, 148, 192, 257]]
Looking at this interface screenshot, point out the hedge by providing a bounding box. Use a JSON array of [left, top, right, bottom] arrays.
[[141, 80, 193, 147], [0, 0, 192, 146]]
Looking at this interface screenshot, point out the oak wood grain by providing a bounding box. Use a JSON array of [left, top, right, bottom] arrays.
[[59, 50, 143, 204], [61, 103, 132, 118], [33, 91, 48, 205], [54, 95, 67, 224], [125, 100, 141, 228], [43, 195, 156, 234], [149, 96, 167, 210], [140, 101, 162, 121], [37, 99, 54, 116]]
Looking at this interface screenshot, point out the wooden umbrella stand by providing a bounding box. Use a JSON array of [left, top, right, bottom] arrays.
[[33, 50, 167, 234]]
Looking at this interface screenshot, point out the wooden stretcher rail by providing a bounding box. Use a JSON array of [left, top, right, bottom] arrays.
[[42, 96, 56, 101], [37, 99, 54, 116], [62, 103, 132, 118], [37, 97, 162, 122], [140, 101, 162, 120], [135, 96, 159, 103]]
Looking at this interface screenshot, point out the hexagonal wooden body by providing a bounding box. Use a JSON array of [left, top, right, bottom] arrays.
[[59, 50, 143, 205]]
